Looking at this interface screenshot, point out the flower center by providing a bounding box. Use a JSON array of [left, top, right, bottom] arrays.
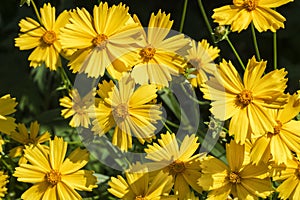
[[140, 45, 156, 62], [135, 196, 147, 200], [273, 120, 282, 135], [112, 103, 129, 122], [92, 34, 108, 50], [46, 170, 61, 185], [42, 30, 57, 45], [228, 172, 241, 183], [168, 160, 186, 176], [237, 89, 253, 106], [243, 0, 258, 11]]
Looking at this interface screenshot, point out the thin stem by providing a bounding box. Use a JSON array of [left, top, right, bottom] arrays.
[[59, 67, 73, 91], [161, 120, 173, 133], [196, 0, 215, 43], [30, 0, 42, 25], [164, 119, 180, 128], [251, 23, 261, 61], [225, 36, 246, 70], [180, 83, 210, 105], [273, 31, 277, 69], [179, 0, 188, 33]]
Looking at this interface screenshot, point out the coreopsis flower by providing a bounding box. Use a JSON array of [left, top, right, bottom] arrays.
[[271, 154, 300, 199], [130, 10, 191, 87], [92, 73, 162, 151], [15, 3, 70, 70], [59, 89, 95, 128], [145, 132, 202, 199], [251, 93, 300, 165], [0, 94, 17, 134], [185, 39, 220, 87], [60, 2, 141, 78], [0, 171, 8, 199], [108, 170, 175, 199], [212, 0, 293, 32], [0, 136, 4, 153], [14, 136, 97, 200], [198, 141, 273, 199], [9, 121, 51, 164], [201, 56, 287, 144]]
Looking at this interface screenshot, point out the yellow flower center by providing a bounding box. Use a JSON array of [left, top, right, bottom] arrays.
[[168, 160, 186, 175], [237, 89, 253, 106], [46, 170, 61, 185], [135, 196, 147, 200], [113, 103, 129, 122], [243, 0, 258, 11], [228, 172, 241, 183], [92, 34, 108, 50], [42, 30, 57, 45], [140, 45, 156, 62]]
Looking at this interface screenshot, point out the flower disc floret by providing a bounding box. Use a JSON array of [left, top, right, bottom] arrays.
[[42, 30, 57, 45]]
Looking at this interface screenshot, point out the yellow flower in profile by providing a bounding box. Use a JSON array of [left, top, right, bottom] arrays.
[[212, 0, 293, 32], [145, 132, 202, 200], [92, 73, 162, 151], [185, 39, 220, 87], [198, 141, 273, 199], [9, 121, 51, 164], [201, 57, 287, 144], [59, 89, 95, 128], [130, 10, 191, 87], [108, 170, 175, 199], [271, 154, 300, 199], [60, 2, 141, 78], [251, 93, 300, 165], [14, 136, 97, 200], [0, 94, 17, 135], [0, 171, 8, 199], [15, 3, 70, 70], [0, 136, 4, 153]]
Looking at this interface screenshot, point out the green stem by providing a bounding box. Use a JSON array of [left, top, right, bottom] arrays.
[[196, 0, 215, 43], [30, 0, 42, 25], [161, 120, 173, 133], [59, 67, 73, 91], [164, 119, 180, 128], [251, 23, 261, 61], [180, 83, 210, 105], [225, 36, 245, 70], [273, 31, 277, 69], [179, 0, 188, 33]]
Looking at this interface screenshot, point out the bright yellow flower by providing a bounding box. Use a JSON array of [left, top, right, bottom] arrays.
[[185, 39, 220, 87], [251, 93, 300, 165], [9, 121, 51, 164], [130, 10, 191, 87], [212, 0, 293, 32], [271, 154, 300, 200], [0, 94, 17, 135], [0, 171, 8, 199], [108, 170, 175, 199], [60, 2, 141, 78], [15, 3, 70, 70], [13, 137, 97, 200], [201, 57, 287, 144], [92, 73, 162, 151], [59, 89, 95, 128], [0, 136, 4, 153], [145, 132, 202, 200], [198, 141, 273, 199]]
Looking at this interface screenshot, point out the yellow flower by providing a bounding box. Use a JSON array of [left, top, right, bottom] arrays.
[[60, 2, 141, 78], [9, 121, 51, 164], [108, 170, 175, 199], [251, 93, 300, 165], [92, 73, 162, 151], [13, 136, 97, 200], [185, 39, 220, 87], [198, 141, 273, 199], [271, 154, 300, 199], [59, 89, 95, 128], [130, 10, 191, 87], [0, 94, 17, 135], [15, 3, 70, 70], [0, 171, 8, 199], [201, 56, 287, 144], [0, 136, 4, 153], [145, 132, 202, 200], [212, 0, 293, 32]]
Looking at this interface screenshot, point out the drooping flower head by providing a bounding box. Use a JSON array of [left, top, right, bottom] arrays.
[[15, 3, 70, 70], [212, 0, 293, 32], [0, 94, 17, 135]]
